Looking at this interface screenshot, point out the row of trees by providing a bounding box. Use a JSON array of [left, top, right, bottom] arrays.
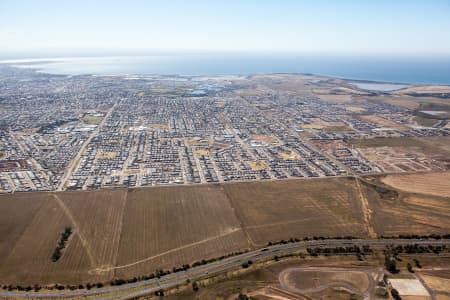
[[1, 282, 104, 292], [191, 250, 249, 267], [380, 233, 450, 240], [264, 232, 450, 249], [267, 235, 358, 247], [51, 227, 72, 262], [387, 244, 448, 256], [306, 245, 372, 257]]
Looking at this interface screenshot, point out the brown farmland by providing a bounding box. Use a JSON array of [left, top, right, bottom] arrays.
[[362, 174, 450, 236], [223, 178, 369, 245], [381, 171, 450, 198], [0, 176, 449, 286], [113, 185, 249, 279]]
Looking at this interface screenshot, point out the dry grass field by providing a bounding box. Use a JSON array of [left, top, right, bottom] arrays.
[[59, 189, 127, 279], [113, 185, 249, 279], [404, 195, 450, 212], [0, 192, 46, 264], [0, 193, 82, 284], [349, 137, 450, 171], [1, 175, 450, 286], [223, 178, 369, 245], [0, 185, 250, 285], [419, 274, 450, 293], [362, 174, 450, 236], [382, 171, 450, 198], [0, 190, 128, 285]]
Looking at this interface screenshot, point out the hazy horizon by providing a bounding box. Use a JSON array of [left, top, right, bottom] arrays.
[[4, 51, 450, 62]]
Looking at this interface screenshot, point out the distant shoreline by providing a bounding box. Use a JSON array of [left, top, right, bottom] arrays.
[[2, 55, 450, 85]]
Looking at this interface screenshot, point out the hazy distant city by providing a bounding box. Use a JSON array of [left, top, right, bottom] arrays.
[[1, 64, 449, 193]]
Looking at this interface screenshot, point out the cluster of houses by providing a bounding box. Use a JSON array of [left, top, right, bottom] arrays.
[[1, 66, 447, 192]]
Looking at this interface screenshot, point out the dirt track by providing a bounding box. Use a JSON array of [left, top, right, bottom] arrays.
[[278, 267, 376, 298]]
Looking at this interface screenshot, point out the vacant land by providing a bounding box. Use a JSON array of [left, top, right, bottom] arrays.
[[59, 189, 127, 279], [349, 136, 450, 153], [0, 185, 251, 285], [113, 185, 249, 279], [362, 174, 450, 236], [382, 171, 450, 198], [1, 176, 450, 286], [0, 192, 82, 284], [420, 274, 450, 294], [353, 91, 450, 110], [349, 137, 450, 172], [223, 178, 368, 245]]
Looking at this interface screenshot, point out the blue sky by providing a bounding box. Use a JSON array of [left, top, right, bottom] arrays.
[[1, 0, 450, 56]]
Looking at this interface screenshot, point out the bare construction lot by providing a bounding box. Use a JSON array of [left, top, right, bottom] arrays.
[[0, 176, 450, 285]]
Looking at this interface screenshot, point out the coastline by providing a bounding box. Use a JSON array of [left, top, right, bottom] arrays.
[[2, 55, 450, 86]]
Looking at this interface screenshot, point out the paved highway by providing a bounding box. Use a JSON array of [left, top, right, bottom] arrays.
[[1, 238, 449, 299]]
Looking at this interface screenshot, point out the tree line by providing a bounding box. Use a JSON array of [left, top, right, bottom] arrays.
[[51, 227, 72, 262]]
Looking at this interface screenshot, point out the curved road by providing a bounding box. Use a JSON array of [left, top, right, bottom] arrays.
[[1, 238, 449, 300]]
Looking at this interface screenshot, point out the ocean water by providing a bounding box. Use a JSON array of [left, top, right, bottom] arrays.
[[5, 54, 450, 85]]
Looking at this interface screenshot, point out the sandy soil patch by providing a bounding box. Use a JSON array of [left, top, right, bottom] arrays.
[[247, 160, 268, 170], [279, 151, 300, 160], [97, 151, 118, 159], [250, 135, 278, 143], [194, 148, 209, 156]]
